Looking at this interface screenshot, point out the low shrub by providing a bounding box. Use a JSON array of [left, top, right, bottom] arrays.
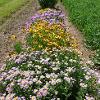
[[38, 0, 57, 9], [14, 42, 23, 54]]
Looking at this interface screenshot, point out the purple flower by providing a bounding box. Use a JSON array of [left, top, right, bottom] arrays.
[[25, 9, 65, 30]]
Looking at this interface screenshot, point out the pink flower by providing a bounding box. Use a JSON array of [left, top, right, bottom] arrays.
[[0, 96, 5, 100], [6, 84, 13, 93], [42, 89, 48, 96], [22, 79, 28, 84], [15, 58, 21, 63], [6, 87, 13, 93], [37, 91, 42, 98], [37, 88, 48, 97]]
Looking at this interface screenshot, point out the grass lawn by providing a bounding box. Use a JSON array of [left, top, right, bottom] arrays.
[[0, 0, 12, 6], [62, 0, 100, 50], [0, 0, 29, 24]]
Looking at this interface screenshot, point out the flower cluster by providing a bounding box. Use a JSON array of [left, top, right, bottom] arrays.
[[0, 48, 99, 99], [26, 19, 77, 51], [25, 9, 78, 51], [25, 8, 65, 31]]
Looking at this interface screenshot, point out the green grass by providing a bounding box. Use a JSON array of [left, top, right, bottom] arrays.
[[0, 0, 29, 24], [0, 0, 12, 6], [14, 42, 23, 54], [63, 0, 100, 50]]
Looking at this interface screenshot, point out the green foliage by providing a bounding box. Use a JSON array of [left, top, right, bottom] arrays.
[[14, 42, 22, 54], [0, 0, 11, 6], [26, 34, 34, 47], [0, 83, 6, 93], [0, 0, 28, 25], [93, 49, 100, 69], [62, 0, 100, 50], [38, 0, 57, 8]]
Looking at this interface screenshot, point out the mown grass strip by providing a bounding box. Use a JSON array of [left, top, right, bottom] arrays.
[[0, 0, 29, 24], [63, 0, 100, 50], [0, 0, 13, 7]]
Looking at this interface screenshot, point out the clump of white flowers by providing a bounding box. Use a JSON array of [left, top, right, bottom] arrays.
[[0, 48, 99, 99]]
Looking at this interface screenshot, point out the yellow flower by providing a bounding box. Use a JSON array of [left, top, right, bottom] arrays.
[[31, 48, 35, 51], [29, 28, 33, 33], [10, 35, 16, 40], [28, 20, 78, 51], [31, 96, 36, 100], [38, 45, 43, 48], [13, 97, 18, 100], [9, 51, 16, 57]]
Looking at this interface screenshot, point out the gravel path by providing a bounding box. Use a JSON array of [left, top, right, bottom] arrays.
[[0, 0, 40, 63]]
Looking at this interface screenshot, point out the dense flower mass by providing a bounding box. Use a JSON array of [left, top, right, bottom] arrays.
[[0, 48, 99, 99], [27, 20, 77, 51], [25, 8, 65, 31], [0, 8, 100, 100], [25, 9, 77, 51]]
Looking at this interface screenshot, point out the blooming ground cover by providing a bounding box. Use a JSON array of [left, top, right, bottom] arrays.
[[0, 48, 99, 100], [0, 8, 100, 100]]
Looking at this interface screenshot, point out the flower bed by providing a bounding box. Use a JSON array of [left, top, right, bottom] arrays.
[[0, 48, 99, 99], [25, 8, 65, 31], [26, 9, 77, 51], [26, 20, 77, 51], [0, 8, 100, 100]]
